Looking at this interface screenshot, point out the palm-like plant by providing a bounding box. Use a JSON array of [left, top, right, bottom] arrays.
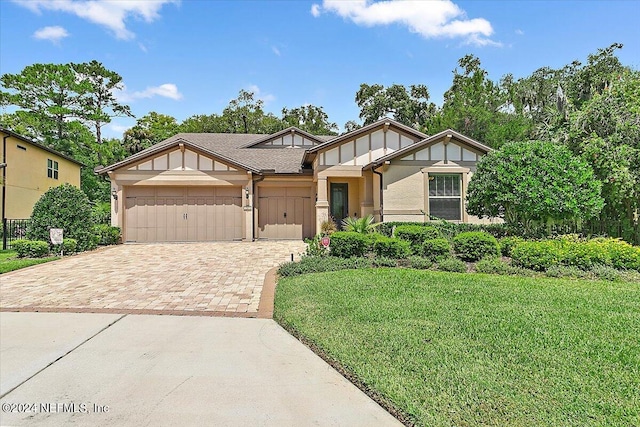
[[342, 214, 380, 234]]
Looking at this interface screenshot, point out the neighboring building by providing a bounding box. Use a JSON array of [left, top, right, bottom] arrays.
[[98, 118, 495, 243], [1, 128, 83, 220]]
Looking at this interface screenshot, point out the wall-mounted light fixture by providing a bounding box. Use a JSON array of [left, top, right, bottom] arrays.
[[111, 188, 118, 200], [245, 186, 250, 199]]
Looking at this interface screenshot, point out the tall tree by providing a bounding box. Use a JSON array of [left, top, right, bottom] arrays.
[[179, 113, 226, 133], [281, 105, 338, 135], [72, 60, 133, 162], [122, 112, 179, 155], [222, 89, 282, 134], [355, 83, 435, 128], [1, 63, 84, 153]]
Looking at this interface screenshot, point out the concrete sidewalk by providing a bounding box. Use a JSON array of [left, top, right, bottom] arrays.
[[0, 312, 401, 427]]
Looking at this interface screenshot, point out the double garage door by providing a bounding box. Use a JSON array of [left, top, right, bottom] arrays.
[[258, 187, 314, 240], [125, 187, 242, 242]]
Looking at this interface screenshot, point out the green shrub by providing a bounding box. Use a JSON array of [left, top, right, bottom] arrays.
[[453, 231, 499, 261], [27, 184, 96, 252], [12, 240, 50, 258], [51, 238, 78, 255], [545, 265, 590, 279], [94, 224, 121, 246], [91, 202, 111, 225], [408, 256, 433, 270], [304, 235, 329, 257], [372, 257, 398, 267], [499, 236, 524, 257], [511, 241, 562, 271], [278, 256, 372, 277], [560, 241, 611, 270], [590, 264, 621, 281], [592, 238, 640, 271], [421, 238, 452, 260], [329, 232, 369, 258], [394, 225, 441, 253], [373, 236, 411, 259], [342, 214, 380, 234], [437, 257, 467, 273], [475, 257, 511, 275]]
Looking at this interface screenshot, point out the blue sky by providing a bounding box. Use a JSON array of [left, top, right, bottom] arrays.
[[1, 0, 638, 139]]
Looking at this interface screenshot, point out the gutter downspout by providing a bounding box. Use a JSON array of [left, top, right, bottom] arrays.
[[2, 135, 8, 250], [372, 166, 383, 223]]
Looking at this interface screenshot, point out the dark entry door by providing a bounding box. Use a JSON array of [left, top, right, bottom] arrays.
[[330, 183, 349, 226]]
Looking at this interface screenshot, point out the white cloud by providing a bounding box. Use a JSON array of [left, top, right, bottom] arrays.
[[138, 42, 148, 52], [246, 84, 276, 104], [313, 0, 499, 47], [33, 26, 69, 43], [115, 83, 183, 102], [271, 46, 281, 56], [515, 29, 524, 35], [13, 0, 178, 40]]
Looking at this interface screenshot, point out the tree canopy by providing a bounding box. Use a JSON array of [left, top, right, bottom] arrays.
[[466, 140, 604, 230]]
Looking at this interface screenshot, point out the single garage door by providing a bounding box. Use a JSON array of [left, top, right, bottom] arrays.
[[125, 187, 242, 242], [258, 187, 313, 239]]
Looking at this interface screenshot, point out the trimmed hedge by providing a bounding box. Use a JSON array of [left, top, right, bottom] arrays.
[[94, 224, 121, 246], [278, 256, 372, 277], [13, 240, 50, 258], [329, 232, 369, 258], [373, 236, 411, 259], [394, 225, 441, 254], [51, 238, 78, 255], [437, 257, 467, 273], [453, 231, 500, 261], [511, 241, 562, 271], [499, 236, 524, 257], [422, 238, 451, 260]]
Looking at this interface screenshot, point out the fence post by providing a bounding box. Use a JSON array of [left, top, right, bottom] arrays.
[[2, 217, 6, 250]]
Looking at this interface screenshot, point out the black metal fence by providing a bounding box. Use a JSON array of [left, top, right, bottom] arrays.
[[1, 218, 30, 250]]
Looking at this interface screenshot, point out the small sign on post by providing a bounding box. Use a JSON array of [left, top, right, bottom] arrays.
[[320, 236, 330, 248], [50, 228, 63, 256]]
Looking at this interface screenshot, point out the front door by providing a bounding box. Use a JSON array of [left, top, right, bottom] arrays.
[[330, 183, 349, 227]]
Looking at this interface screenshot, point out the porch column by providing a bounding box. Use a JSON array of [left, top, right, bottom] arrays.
[[243, 173, 254, 241], [360, 171, 374, 218], [315, 177, 329, 235], [107, 171, 121, 228]]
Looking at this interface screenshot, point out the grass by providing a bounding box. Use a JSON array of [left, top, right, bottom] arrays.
[[274, 269, 640, 427], [0, 250, 59, 274]]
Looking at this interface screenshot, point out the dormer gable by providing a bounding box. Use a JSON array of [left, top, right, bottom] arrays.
[[241, 127, 326, 148]]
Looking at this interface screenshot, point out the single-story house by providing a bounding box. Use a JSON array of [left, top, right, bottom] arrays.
[[1, 128, 83, 220], [98, 118, 495, 242]]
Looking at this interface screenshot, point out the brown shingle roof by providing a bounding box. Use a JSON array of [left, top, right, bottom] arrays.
[[98, 132, 314, 174]]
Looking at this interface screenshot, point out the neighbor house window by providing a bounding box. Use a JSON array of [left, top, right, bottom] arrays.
[[429, 174, 462, 221], [47, 159, 59, 179]]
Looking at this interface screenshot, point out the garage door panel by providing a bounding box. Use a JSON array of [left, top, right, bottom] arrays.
[[258, 187, 313, 240], [125, 187, 242, 242]]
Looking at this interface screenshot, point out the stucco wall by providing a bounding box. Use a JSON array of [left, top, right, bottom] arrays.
[[2, 134, 81, 219]]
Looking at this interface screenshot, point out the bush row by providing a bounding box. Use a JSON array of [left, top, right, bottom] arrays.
[[510, 237, 640, 272], [12, 225, 121, 258]]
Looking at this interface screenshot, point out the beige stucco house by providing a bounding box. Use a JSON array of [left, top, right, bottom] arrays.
[[1, 128, 82, 220], [99, 118, 493, 242]]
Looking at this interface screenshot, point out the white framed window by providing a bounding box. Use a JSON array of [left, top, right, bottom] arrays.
[[47, 159, 59, 179], [428, 174, 462, 220]]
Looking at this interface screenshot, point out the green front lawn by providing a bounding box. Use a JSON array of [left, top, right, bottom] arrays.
[[0, 250, 59, 274], [274, 269, 640, 426]]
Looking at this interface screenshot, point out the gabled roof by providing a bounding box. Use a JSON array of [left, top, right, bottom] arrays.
[[96, 136, 261, 174], [363, 128, 492, 170], [97, 132, 313, 174], [306, 118, 428, 154], [239, 126, 330, 148], [0, 127, 84, 166]]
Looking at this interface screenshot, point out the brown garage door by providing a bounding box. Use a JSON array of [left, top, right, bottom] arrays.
[[125, 187, 242, 242], [258, 187, 313, 239]]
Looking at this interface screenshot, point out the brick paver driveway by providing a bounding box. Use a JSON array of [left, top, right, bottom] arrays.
[[0, 242, 306, 317]]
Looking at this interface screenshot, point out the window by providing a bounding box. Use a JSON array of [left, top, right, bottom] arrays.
[[428, 174, 462, 220], [47, 159, 59, 179]]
